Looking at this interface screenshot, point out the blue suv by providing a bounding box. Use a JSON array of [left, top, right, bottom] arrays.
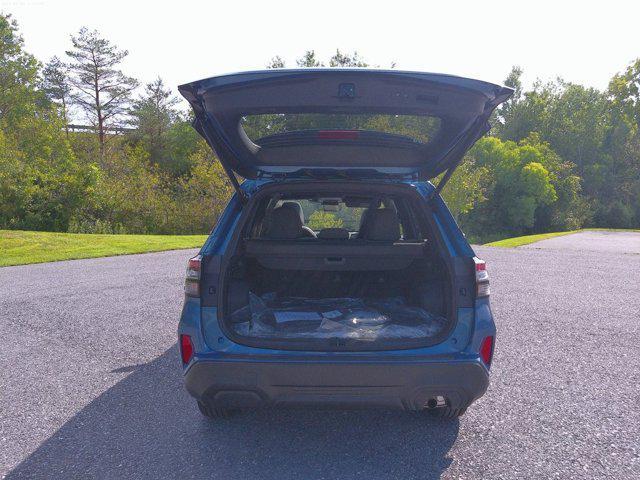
[[177, 69, 512, 419]]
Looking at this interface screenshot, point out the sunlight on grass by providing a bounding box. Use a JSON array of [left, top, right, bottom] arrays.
[[484, 231, 577, 248], [484, 228, 640, 248], [0, 230, 207, 267]]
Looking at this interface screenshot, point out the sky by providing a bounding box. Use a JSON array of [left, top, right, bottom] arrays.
[[3, 0, 639, 105]]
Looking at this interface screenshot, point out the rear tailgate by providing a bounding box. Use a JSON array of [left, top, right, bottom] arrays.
[[179, 69, 512, 180]]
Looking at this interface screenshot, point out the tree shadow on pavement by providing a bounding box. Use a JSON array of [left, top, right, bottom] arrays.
[[7, 346, 460, 480]]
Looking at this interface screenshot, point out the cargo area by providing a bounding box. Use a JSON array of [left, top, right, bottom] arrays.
[[218, 185, 455, 350], [226, 257, 449, 345]]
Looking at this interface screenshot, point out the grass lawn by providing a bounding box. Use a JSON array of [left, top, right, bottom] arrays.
[[484, 228, 640, 248], [0, 230, 207, 267]]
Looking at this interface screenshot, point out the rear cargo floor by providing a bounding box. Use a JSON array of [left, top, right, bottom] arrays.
[[229, 293, 447, 342]]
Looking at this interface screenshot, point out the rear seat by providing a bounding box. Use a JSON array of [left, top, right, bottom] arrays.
[[317, 228, 350, 240], [264, 202, 316, 239], [251, 204, 417, 270], [363, 208, 401, 242]]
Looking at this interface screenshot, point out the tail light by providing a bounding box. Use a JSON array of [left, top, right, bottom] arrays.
[[480, 336, 494, 367], [474, 257, 490, 298], [184, 254, 201, 297], [180, 334, 194, 364]]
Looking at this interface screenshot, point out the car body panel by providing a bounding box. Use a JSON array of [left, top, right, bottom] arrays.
[[178, 179, 496, 411], [177, 70, 500, 412]]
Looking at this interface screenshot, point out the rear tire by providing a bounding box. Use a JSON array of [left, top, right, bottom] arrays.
[[197, 401, 235, 419], [427, 406, 467, 419]]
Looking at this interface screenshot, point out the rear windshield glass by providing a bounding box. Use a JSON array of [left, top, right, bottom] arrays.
[[296, 199, 366, 232], [241, 113, 442, 144]]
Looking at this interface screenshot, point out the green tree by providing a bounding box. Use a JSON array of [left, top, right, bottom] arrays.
[[174, 141, 235, 233], [296, 50, 324, 67], [493, 65, 523, 134], [162, 116, 203, 175], [70, 145, 172, 233], [307, 211, 344, 230], [0, 14, 92, 232], [498, 69, 639, 229], [440, 159, 489, 221], [66, 27, 138, 155], [129, 77, 182, 173], [42, 56, 72, 136], [13, 115, 93, 231], [608, 59, 640, 127], [0, 129, 26, 226], [267, 56, 286, 68], [604, 59, 640, 226], [69, 139, 235, 235], [3, 18, 638, 237], [464, 136, 566, 237], [328, 49, 368, 67], [519, 133, 589, 231], [0, 14, 42, 124]]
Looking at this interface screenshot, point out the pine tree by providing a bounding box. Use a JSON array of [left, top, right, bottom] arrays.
[[66, 27, 138, 155]]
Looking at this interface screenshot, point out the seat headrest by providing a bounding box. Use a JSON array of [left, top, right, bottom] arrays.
[[357, 208, 373, 239], [280, 201, 305, 224], [317, 228, 350, 240], [364, 209, 401, 241], [265, 204, 304, 239]]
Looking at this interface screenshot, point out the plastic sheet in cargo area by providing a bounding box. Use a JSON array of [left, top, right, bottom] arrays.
[[230, 292, 447, 341]]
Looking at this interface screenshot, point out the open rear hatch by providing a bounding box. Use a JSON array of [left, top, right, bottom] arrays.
[[179, 69, 513, 186]]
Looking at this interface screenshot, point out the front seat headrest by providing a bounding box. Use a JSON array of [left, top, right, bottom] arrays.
[[265, 204, 304, 239], [364, 208, 401, 241]]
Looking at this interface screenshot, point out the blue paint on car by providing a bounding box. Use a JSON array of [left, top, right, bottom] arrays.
[[176, 69, 510, 418]]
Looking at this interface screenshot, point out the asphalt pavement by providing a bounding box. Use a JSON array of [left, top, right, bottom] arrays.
[[522, 230, 640, 254], [1, 233, 638, 479]]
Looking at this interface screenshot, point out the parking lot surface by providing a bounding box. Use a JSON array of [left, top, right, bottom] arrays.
[[1, 234, 638, 479]]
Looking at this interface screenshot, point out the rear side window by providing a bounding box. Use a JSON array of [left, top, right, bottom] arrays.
[[241, 113, 442, 145]]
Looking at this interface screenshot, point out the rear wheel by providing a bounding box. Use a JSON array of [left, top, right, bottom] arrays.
[[427, 406, 467, 419], [197, 401, 235, 419]]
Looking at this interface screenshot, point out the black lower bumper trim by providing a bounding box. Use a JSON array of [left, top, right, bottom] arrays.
[[184, 360, 489, 411]]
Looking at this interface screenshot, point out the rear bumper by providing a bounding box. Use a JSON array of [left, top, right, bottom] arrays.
[[184, 358, 489, 411]]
